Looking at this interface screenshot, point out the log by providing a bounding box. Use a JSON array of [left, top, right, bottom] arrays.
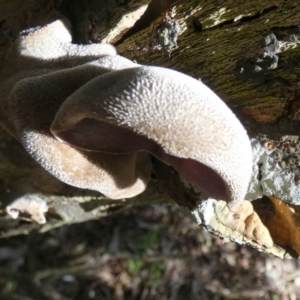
[[0, 0, 299, 259]]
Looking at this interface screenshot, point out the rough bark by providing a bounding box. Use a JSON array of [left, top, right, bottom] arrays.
[[0, 0, 300, 259]]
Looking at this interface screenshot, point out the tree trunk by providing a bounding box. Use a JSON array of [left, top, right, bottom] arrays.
[[0, 0, 299, 259]]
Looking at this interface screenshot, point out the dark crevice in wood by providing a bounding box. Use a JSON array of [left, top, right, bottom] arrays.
[[151, 157, 198, 211], [116, 0, 177, 45], [58, 0, 90, 44]]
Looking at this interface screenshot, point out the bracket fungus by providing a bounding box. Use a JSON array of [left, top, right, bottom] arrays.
[[0, 18, 253, 221], [51, 66, 252, 210], [6, 18, 116, 69]]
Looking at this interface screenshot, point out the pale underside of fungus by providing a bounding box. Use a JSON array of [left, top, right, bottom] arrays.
[[0, 18, 253, 223]]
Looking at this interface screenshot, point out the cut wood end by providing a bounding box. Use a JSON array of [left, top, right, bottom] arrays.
[[216, 200, 274, 249]]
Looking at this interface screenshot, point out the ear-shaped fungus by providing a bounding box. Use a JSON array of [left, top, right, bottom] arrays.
[[7, 19, 117, 69], [0, 69, 51, 138], [51, 66, 252, 210], [7, 58, 150, 199]]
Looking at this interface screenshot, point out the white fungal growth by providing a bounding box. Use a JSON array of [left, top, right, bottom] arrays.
[[246, 137, 300, 205], [191, 198, 217, 225]]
